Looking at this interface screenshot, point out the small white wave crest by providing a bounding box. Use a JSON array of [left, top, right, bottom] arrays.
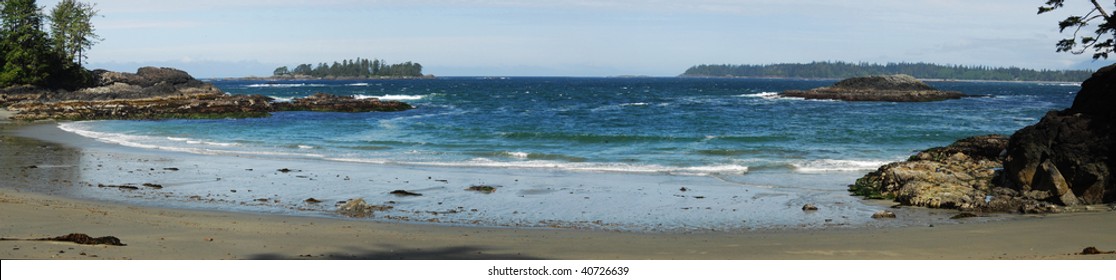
[[353, 94, 425, 101], [268, 96, 294, 102], [326, 156, 748, 176], [245, 83, 325, 88], [739, 91, 805, 101], [791, 159, 890, 173]]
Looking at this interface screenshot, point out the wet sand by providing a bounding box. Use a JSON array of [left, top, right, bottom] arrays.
[[1, 119, 1114, 260]]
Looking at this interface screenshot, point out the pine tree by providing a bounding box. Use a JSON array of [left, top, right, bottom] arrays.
[[48, 0, 101, 65], [1, 0, 54, 87]]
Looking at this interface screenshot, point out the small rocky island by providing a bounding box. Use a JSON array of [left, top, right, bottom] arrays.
[[0, 67, 412, 121], [781, 74, 964, 102]]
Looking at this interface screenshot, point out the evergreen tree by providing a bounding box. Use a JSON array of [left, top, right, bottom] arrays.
[[273, 57, 424, 78], [273, 66, 290, 76], [1, 0, 54, 87], [48, 0, 100, 65]]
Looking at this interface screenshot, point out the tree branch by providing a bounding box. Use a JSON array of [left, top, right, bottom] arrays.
[[1089, 0, 1111, 19]]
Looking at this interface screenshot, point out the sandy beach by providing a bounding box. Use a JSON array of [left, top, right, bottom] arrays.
[[1, 118, 1114, 260]]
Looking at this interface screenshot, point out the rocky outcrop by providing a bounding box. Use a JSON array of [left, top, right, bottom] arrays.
[[850, 65, 1116, 212], [2, 67, 414, 121], [272, 93, 413, 112], [1001, 64, 1116, 206], [781, 74, 964, 102], [849, 135, 1059, 213], [8, 92, 274, 120]]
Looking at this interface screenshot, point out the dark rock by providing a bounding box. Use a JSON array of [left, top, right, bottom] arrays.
[[304, 198, 322, 203], [466, 185, 498, 193], [390, 190, 422, 196], [1075, 246, 1111, 254], [871, 210, 896, 219], [141, 183, 163, 189], [277, 168, 293, 173], [163, 167, 179, 171], [780, 74, 964, 102], [271, 93, 414, 113], [801, 204, 818, 211], [3, 68, 414, 121], [1001, 64, 1116, 205], [97, 183, 138, 190], [949, 212, 978, 219], [33, 233, 126, 246]]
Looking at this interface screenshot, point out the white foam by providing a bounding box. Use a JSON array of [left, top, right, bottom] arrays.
[[503, 151, 530, 159], [58, 122, 321, 159], [1038, 82, 1080, 87], [268, 96, 294, 102], [353, 94, 425, 101], [245, 83, 325, 88], [620, 102, 649, 107], [791, 159, 890, 173], [347, 82, 370, 86], [739, 91, 805, 101], [325, 155, 748, 177], [298, 145, 315, 149]]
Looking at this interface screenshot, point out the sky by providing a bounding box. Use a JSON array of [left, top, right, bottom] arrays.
[[33, 0, 1116, 78]]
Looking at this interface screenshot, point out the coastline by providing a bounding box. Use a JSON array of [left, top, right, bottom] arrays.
[[2, 121, 1114, 259]]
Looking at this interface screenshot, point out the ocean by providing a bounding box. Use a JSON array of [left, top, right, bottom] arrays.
[[52, 77, 1079, 231]]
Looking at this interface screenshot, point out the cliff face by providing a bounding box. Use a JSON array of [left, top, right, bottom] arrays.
[[780, 74, 964, 102], [1, 67, 413, 121], [1001, 64, 1116, 205]]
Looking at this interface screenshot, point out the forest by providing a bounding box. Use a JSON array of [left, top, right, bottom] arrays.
[[681, 61, 1094, 82], [272, 58, 424, 78]]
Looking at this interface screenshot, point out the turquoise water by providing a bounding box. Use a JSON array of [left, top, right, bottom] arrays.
[[60, 77, 1077, 177]]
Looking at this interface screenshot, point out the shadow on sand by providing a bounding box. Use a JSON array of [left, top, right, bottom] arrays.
[[249, 244, 542, 260]]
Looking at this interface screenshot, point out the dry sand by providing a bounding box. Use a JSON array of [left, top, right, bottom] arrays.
[[1, 120, 1114, 260]]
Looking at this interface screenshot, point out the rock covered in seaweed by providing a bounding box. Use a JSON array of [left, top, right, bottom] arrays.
[[780, 74, 964, 102], [336, 198, 394, 218]]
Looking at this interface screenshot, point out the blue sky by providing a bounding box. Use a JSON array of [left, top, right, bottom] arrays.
[[35, 0, 1116, 78]]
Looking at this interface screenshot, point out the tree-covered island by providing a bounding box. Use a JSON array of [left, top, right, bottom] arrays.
[[272, 58, 428, 79], [682, 61, 1095, 82]]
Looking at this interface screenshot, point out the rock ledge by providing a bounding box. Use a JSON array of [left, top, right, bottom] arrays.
[[781, 74, 964, 102]]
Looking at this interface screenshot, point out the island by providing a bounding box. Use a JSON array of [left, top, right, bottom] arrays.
[[779, 74, 965, 102], [0, 67, 413, 121], [270, 57, 431, 80]]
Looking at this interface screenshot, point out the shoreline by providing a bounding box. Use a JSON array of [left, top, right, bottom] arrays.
[[9, 122, 976, 232], [1, 121, 1114, 259]]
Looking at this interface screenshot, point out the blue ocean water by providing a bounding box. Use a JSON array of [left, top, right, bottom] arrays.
[[60, 77, 1078, 178]]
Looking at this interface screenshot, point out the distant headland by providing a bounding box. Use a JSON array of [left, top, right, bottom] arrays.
[[681, 61, 1094, 82]]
